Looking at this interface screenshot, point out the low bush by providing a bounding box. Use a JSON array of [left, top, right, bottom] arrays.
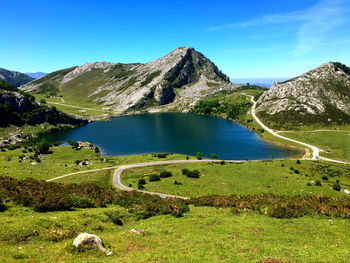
[[138, 178, 146, 185], [105, 210, 123, 225], [315, 180, 322, 186], [152, 153, 169, 158], [0, 176, 190, 218], [322, 175, 329, 181], [0, 199, 6, 212], [67, 195, 95, 208], [188, 194, 350, 219], [149, 174, 161, 182], [183, 169, 201, 178], [333, 183, 341, 191], [159, 171, 172, 178]]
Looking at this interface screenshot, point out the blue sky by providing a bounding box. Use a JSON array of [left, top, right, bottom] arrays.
[[1, 0, 350, 78]]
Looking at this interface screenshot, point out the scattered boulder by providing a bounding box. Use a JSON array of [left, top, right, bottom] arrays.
[[344, 189, 350, 195], [73, 233, 112, 256], [130, 229, 145, 235], [79, 160, 91, 167]]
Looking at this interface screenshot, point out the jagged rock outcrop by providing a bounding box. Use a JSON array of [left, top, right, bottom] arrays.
[[0, 68, 34, 87], [22, 47, 239, 114], [256, 62, 350, 128]]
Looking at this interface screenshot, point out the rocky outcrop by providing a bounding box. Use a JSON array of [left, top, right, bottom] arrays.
[[256, 62, 350, 127], [73, 233, 112, 256], [22, 47, 238, 114]]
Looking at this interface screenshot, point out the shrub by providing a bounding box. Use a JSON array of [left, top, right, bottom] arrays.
[[159, 171, 172, 178], [138, 183, 145, 190], [333, 183, 341, 191], [67, 195, 95, 208], [210, 153, 217, 159], [138, 178, 146, 185], [188, 194, 350, 219], [149, 174, 161, 182], [315, 180, 322, 186], [296, 160, 301, 164], [94, 147, 100, 154], [196, 152, 203, 160], [153, 153, 169, 158], [182, 168, 189, 175], [322, 176, 328, 181], [0, 199, 6, 212], [267, 203, 306, 219], [35, 139, 50, 154], [105, 211, 123, 226], [183, 169, 201, 178]]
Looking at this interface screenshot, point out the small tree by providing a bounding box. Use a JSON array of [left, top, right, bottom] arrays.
[[95, 147, 100, 154], [196, 152, 203, 160], [35, 139, 49, 154], [210, 153, 217, 159]]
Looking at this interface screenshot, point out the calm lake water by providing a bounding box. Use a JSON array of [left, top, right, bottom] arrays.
[[42, 113, 299, 160]]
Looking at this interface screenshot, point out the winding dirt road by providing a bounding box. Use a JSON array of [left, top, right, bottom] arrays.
[[46, 95, 349, 199], [113, 159, 244, 199], [242, 93, 349, 165]]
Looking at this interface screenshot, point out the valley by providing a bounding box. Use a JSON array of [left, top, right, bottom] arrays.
[[1, 48, 350, 262]]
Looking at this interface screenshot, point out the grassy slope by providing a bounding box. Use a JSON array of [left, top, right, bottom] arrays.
[[122, 160, 350, 198], [1, 146, 350, 262], [279, 131, 350, 162], [0, 146, 196, 182], [1, 205, 349, 262]]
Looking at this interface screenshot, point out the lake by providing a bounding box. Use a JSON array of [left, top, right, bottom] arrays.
[[42, 113, 299, 160]]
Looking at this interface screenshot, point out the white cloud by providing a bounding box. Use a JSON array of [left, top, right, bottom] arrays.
[[206, 0, 350, 55]]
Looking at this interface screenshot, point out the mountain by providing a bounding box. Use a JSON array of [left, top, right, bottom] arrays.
[[22, 47, 239, 114], [25, 72, 47, 79], [230, 78, 288, 87], [0, 68, 34, 87], [0, 80, 86, 131], [256, 62, 350, 129]]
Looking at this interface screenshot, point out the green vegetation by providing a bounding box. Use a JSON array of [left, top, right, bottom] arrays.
[[191, 89, 265, 124], [1, 144, 350, 261], [0, 68, 33, 87], [279, 130, 350, 162], [333, 62, 350, 75], [258, 104, 350, 130], [122, 160, 350, 198], [1, 205, 349, 262]]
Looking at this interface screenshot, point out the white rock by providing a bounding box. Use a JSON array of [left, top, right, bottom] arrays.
[[73, 233, 112, 256]]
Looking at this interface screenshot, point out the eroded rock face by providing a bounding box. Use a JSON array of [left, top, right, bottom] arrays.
[[21, 47, 238, 114], [256, 62, 350, 125], [73, 233, 112, 256]]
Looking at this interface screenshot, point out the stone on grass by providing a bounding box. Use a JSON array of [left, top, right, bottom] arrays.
[[73, 233, 112, 256]]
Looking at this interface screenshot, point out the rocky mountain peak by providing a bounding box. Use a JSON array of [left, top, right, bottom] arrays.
[[21, 47, 236, 114], [256, 62, 350, 128]]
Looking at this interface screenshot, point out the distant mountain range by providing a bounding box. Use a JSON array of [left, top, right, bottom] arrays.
[[25, 72, 47, 79], [22, 47, 240, 114], [230, 78, 288, 87], [256, 62, 350, 128], [0, 68, 34, 87]]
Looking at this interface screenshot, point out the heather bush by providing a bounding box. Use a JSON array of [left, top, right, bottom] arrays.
[[188, 194, 350, 219], [149, 174, 161, 181], [159, 171, 172, 178], [105, 210, 123, 225]]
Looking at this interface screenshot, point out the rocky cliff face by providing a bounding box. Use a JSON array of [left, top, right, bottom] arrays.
[[0, 68, 34, 87], [256, 62, 350, 128], [22, 47, 238, 114]]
